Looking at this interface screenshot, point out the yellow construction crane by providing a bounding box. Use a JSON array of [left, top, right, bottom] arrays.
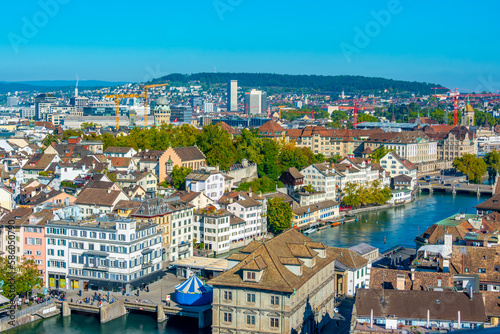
[[278, 106, 286, 119], [142, 83, 169, 127], [105, 93, 147, 130]]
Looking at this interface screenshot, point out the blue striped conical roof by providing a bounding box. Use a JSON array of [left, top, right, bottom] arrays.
[[175, 276, 212, 294]]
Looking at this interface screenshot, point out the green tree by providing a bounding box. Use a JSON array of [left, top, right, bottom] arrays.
[[260, 139, 281, 180], [171, 165, 193, 189], [197, 125, 237, 171], [369, 147, 393, 162], [42, 134, 59, 147], [236, 176, 282, 194], [267, 197, 293, 234], [0, 257, 43, 298], [330, 110, 348, 128], [453, 154, 487, 183], [357, 114, 378, 123], [80, 122, 98, 129], [328, 154, 343, 163], [484, 151, 500, 179]]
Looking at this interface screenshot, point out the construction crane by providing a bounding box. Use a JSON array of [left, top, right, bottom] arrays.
[[278, 106, 286, 119], [105, 93, 147, 130], [141, 83, 169, 127], [431, 87, 449, 98]]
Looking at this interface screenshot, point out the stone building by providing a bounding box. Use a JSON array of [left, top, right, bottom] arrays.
[[153, 96, 171, 126], [208, 229, 338, 334]]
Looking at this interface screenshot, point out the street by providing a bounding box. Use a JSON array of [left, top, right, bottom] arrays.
[[320, 297, 354, 334]]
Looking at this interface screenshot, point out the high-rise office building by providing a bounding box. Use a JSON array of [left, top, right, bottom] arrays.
[[227, 80, 238, 112], [35, 94, 57, 120], [170, 106, 193, 124], [244, 89, 267, 115], [203, 102, 215, 113], [6, 96, 18, 107]]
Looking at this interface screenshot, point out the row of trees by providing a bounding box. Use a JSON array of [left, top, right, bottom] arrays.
[[341, 180, 392, 208], [453, 151, 500, 184]]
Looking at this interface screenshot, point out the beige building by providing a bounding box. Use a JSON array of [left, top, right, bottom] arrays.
[[423, 125, 476, 163], [364, 131, 438, 164], [154, 97, 171, 126], [286, 126, 376, 158], [209, 229, 338, 334]]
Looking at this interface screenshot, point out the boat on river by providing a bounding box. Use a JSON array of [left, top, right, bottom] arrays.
[[303, 228, 318, 236]]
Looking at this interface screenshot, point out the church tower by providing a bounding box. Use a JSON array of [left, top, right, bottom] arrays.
[[461, 97, 474, 127]]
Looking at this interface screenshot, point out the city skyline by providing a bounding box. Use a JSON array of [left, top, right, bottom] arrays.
[[2, 0, 500, 91]]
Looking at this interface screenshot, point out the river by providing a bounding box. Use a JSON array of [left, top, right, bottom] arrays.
[[310, 192, 488, 251], [6, 193, 488, 334]]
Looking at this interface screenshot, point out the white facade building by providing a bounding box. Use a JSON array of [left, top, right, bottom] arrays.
[[46, 216, 162, 291], [194, 208, 231, 254], [168, 201, 195, 262], [185, 170, 226, 203]]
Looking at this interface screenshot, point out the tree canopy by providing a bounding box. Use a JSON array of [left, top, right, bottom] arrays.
[[341, 180, 392, 208], [267, 197, 293, 235], [0, 257, 43, 298], [453, 154, 487, 183]]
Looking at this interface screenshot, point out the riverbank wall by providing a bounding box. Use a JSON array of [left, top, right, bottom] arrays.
[[0, 300, 59, 332]]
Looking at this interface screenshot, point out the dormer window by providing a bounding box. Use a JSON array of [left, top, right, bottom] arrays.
[[246, 271, 256, 281]]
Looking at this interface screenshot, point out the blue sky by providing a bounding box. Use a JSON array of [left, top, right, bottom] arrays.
[[1, 0, 499, 91]]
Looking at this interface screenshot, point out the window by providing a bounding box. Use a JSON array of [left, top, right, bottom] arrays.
[[465, 268, 469, 273], [479, 268, 486, 274], [223, 312, 232, 323], [224, 291, 232, 301], [246, 315, 255, 325], [246, 271, 256, 281], [247, 293, 255, 303], [270, 317, 279, 328], [271, 296, 279, 306]]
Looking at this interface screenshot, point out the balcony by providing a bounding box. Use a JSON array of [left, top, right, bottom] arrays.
[[142, 261, 153, 269], [83, 265, 109, 272]]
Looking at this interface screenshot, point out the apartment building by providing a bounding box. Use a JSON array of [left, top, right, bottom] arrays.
[[193, 207, 232, 254], [301, 163, 337, 202], [115, 171, 158, 196], [209, 229, 338, 334], [186, 169, 226, 203], [364, 131, 438, 164], [380, 152, 418, 182], [292, 200, 340, 228], [225, 196, 265, 240], [45, 216, 162, 291], [286, 126, 375, 158], [423, 125, 477, 162], [168, 200, 195, 262]]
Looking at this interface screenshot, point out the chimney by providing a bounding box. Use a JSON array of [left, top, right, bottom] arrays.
[[396, 274, 405, 290], [370, 309, 373, 329], [427, 309, 430, 328], [496, 214, 498, 221], [411, 268, 415, 281], [458, 310, 461, 329], [470, 286, 473, 300], [107, 189, 111, 194], [437, 277, 442, 287]]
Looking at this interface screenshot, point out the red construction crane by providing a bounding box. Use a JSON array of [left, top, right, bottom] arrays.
[[431, 87, 449, 97]]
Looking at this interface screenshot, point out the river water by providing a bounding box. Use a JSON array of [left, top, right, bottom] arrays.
[[6, 193, 487, 334]]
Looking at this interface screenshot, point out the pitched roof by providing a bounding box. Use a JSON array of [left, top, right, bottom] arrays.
[[283, 167, 304, 179], [109, 157, 133, 168], [216, 122, 241, 136], [104, 146, 134, 154], [475, 194, 500, 212], [23, 154, 56, 170], [172, 146, 206, 162], [259, 120, 285, 134], [369, 267, 454, 291], [355, 289, 487, 322], [207, 229, 339, 293], [75, 188, 125, 206]]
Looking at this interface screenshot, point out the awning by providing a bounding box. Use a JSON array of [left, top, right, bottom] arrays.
[[83, 250, 109, 257], [141, 248, 153, 254]]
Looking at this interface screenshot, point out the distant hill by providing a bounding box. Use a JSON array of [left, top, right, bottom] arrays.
[[0, 80, 128, 94], [16, 80, 128, 87], [152, 73, 442, 95]]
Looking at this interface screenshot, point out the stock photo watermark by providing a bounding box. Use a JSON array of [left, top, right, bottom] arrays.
[[213, 0, 243, 21], [6, 219, 18, 327], [475, 74, 500, 93], [340, 0, 406, 63], [143, 64, 169, 83], [7, 0, 70, 54]]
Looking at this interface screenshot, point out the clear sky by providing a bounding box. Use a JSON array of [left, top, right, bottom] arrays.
[[1, 0, 500, 91]]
